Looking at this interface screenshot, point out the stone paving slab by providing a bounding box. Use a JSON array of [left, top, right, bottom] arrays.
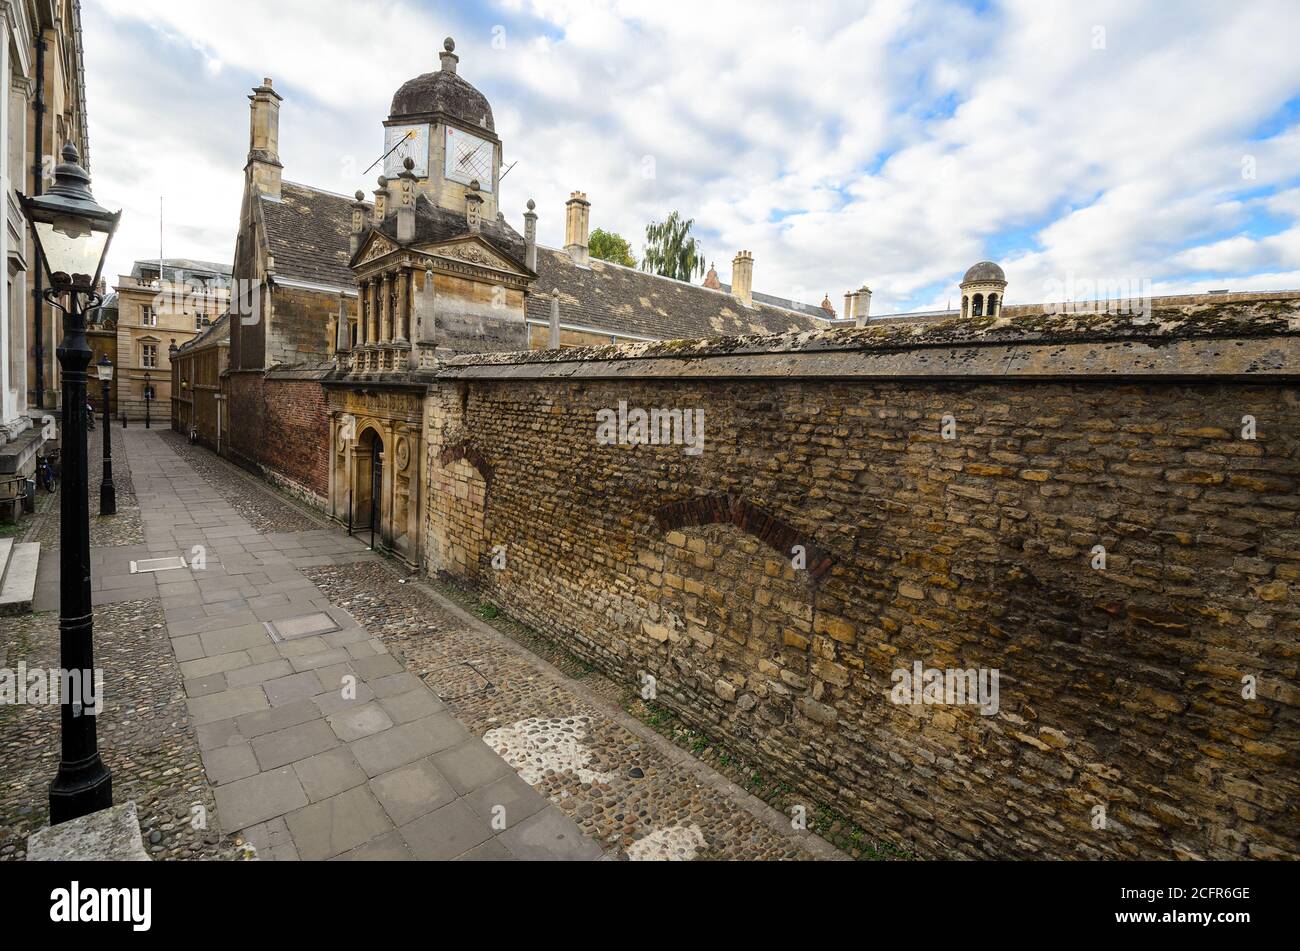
[[124, 429, 586, 861]]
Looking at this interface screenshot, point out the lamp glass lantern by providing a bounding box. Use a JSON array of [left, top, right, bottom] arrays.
[[96, 354, 114, 382], [20, 143, 120, 298]]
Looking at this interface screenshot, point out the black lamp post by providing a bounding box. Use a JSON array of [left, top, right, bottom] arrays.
[[19, 141, 120, 824], [168, 341, 179, 433], [96, 355, 116, 516], [143, 372, 152, 429]]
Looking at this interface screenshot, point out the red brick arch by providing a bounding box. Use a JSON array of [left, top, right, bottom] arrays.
[[438, 440, 494, 485], [653, 493, 834, 580]]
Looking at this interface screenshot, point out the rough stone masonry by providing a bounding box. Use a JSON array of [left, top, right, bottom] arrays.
[[420, 296, 1300, 860]]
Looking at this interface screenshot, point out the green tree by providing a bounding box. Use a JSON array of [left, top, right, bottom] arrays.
[[589, 228, 637, 267], [641, 211, 705, 281]]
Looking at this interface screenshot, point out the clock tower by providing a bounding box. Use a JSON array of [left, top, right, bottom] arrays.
[[383, 38, 501, 219]]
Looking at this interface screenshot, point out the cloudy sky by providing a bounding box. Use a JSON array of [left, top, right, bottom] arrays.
[[83, 0, 1300, 315]]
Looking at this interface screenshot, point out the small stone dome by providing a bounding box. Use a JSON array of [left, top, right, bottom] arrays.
[[962, 261, 1006, 284], [390, 39, 494, 131]]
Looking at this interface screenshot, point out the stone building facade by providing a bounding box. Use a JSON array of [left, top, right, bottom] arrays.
[[114, 257, 229, 420], [1, 0, 90, 501], [420, 297, 1300, 860]]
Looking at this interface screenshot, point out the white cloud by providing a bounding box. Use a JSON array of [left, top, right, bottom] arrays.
[[82, 0, 1300, 312]]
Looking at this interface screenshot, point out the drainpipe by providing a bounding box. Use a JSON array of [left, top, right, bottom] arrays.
[[30, 34, 46, 408]]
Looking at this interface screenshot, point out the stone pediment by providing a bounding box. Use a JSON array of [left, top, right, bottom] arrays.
[[354, 231, 400, 267], [420, 237, 527, 277]]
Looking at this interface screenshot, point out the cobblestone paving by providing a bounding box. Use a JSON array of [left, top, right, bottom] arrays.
[[303, 561, 839, 861], [25, 425, 144, 550], [162, 432, 321, 534], [0, 598, 248, 861]]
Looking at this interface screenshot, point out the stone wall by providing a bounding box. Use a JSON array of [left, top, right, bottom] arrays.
[[422, 300, 1300, 860]]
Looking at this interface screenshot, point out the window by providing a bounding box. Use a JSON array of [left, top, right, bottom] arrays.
[[987, 293, 999, 316], [142, 305, 157, 326], [972, 293, 984, 317], [141, 343, 158, 369]]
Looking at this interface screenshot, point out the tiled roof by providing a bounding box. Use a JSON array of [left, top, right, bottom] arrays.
[[526, 247, 828, 340], [260, 182, 368, 289], [262, 183, 825, 342], [175, 313, 230, 354]]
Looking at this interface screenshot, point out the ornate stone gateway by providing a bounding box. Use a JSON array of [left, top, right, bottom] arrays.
[[325, 384, 424, 567]]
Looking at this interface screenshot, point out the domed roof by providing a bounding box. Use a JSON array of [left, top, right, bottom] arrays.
[[962, 261, 1006, 284], [390, 38, 494, 132]]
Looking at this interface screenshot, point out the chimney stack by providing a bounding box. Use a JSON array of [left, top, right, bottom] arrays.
[[397, 158, 417, 242], [564, 191, 590, 265], [349, 190, 367, 257], [523, 199, 538, 272], [853, 285, 872, 327], [246, 77, 283, 200], [731, 250, 754, 307]]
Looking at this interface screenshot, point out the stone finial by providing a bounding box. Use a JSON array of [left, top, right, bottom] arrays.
[[549, 286, 561, 349], [440, 36, 459, 74], [335, 293, 351, 353], [465, 180, 484, 233], [523, 199, 538, 272], [373, 175, 389, 224], [396, 161, 417, 242], [349, 190, 368, 256]]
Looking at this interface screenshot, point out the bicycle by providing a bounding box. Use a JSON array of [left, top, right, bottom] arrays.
[[36, 453, 58, 493]]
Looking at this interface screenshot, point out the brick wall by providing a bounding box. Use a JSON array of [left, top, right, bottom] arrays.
[[223, 370, 264, 471], [423, 303, 1300, 860], [260, 376, 329, 504], [222, 369, 329, 505]]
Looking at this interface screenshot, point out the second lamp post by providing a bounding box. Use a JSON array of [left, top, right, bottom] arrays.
[[96, 355, 115, 516]]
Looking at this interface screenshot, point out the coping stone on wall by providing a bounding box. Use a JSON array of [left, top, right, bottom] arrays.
[[430, 296, 1300, 383]]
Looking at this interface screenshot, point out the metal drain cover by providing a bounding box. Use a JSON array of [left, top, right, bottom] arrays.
[[130, 556, 188, 574], [421, 661, 493, 701], [265, 612, 341, 642]]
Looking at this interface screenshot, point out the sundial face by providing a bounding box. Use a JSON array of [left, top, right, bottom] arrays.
[[384, 124, 429, 178], [444, 125, 494, 192]]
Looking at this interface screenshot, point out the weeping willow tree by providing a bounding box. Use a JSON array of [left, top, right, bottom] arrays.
[[641, 211, 705, 282]]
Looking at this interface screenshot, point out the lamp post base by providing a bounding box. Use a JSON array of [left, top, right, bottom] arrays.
[[99, 482, 116, 516], [49, 754, 113, 825]]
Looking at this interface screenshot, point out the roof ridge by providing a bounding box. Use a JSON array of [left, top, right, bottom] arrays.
[[535, 244, 827, 321], [280, 180, 372, 204]]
